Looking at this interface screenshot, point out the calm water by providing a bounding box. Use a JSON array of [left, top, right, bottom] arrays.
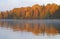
[[0, 19, 60, 39]]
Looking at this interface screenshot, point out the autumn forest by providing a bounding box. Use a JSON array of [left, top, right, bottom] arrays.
[[0, 4, 60, 19]]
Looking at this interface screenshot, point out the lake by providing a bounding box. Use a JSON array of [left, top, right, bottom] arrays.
[[0, 19, 60, 39]]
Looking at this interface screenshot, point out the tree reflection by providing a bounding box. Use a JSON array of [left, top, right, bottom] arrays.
[[0, 21, 60, 35]]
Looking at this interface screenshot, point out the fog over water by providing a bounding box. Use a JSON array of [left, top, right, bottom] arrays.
[[0, 20, 60, 39]]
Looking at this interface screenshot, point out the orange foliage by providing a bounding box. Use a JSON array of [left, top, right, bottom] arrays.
[[0, 4, 59, 19]]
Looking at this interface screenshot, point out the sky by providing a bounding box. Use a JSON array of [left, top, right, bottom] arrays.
[[0, 0, 60, 11]]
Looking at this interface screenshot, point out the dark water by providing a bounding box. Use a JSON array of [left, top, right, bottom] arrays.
[[0, 19, 60, 39]]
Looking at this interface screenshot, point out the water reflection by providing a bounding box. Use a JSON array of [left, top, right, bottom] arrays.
[[0, 20, 60, 35]]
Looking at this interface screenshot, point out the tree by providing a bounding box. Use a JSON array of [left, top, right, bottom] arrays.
[[51, 7, 60, 19], [1, 12, 4, 19], [44, 11, 51, 19]]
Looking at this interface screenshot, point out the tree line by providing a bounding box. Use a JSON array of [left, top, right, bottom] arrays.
[[0, 4, 60, 19]]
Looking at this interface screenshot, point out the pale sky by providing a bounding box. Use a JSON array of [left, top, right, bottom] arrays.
[[0, 0, 60, 11]]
